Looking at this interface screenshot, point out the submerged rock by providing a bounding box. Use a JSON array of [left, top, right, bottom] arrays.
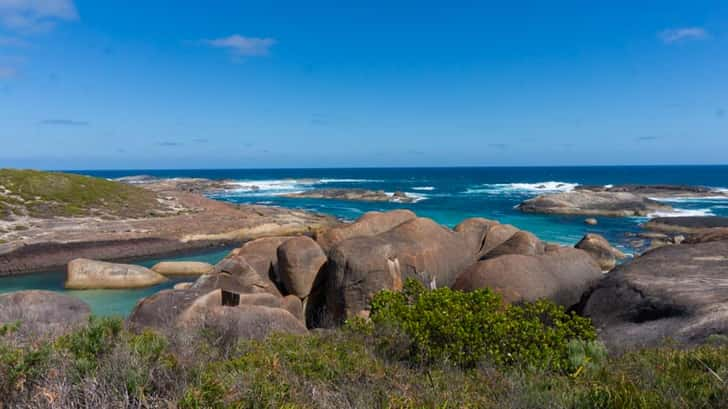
[[65, 258, 167, 289]]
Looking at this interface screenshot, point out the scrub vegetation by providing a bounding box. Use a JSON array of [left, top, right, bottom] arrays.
[[1, 286, 726, 408], [0, 169, 161, 220]]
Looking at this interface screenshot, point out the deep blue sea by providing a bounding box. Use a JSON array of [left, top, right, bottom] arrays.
[[83, 166, 728, 248], [3, 166, 728, 315]]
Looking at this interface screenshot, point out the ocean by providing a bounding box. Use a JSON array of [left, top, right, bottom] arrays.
[[3, 165, 728, 315]]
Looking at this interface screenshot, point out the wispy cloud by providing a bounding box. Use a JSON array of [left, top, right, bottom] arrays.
[[0, 0, 78, 33], [192, 138, 208, 143], [201, 34, 276, 57], [658, 27, 709, 44], [39, 118, 88, 126]]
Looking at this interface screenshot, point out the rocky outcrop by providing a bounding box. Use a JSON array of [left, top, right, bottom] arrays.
[[453, 217, 501, 257], [582, 240, 728, 350], [277, 236, 327, 299], [315, 210, 416, 251], [65, 258, 167, 289], [128, 288, 307, 340], [0, 174, 337, 276], [195, 255, 281, 296], [519, 185, 727, 218], [151, 261, 214, 276], [283, 189, 417, 203], [452, 247, 602, 308], [484, 231, 545, 259], [229, 236, 293, 282], [313, 217, 481, 324], [0, 290, 91, 337], [577, 184, 728, 198], [575, 233, 627, 271], [644, 216, 728, 234], [519, 190, 671, 217]]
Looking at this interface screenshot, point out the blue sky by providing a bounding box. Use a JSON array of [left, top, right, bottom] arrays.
[[0, 0, 726, 169]]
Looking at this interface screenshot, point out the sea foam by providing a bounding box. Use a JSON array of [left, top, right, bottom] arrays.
[[466, 181, 578, 195]]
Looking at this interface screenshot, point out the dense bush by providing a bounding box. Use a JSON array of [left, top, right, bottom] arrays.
[[368, 279, 596, 370], [1, 289, 727, 408]]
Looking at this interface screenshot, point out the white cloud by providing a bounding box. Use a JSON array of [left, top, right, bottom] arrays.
[[202, 34, 276, 57], [0, 0, 78, 33], [658, 27, 709, 44]]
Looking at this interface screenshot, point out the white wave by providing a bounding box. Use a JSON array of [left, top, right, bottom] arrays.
[[650, 197, 728, 204], [412, 186, 435, 191], [384, 191, 428, 203], [318, 178, 380, 183], [647, 208, 714, 218], [466, 181, 578, 194]]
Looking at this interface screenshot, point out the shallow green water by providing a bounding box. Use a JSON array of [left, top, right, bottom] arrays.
[[0, 247, 232, 316]]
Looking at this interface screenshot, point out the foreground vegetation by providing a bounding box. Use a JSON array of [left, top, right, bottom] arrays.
[[2, 283, 727, 408], [0, 169, 161, 220]]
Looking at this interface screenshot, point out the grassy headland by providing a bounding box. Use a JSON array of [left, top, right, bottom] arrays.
[[0, 169, 162, 220]]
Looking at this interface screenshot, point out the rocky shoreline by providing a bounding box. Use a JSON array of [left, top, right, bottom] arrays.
[[5, 207, 728, 353], [282, 188, 418, 203], [0, 178, 337, 276], [518, 184, 728, 217]]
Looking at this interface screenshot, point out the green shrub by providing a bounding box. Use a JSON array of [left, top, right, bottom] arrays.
[[55, 316, 123, 376], [368, 279, 596, 370], [0, 322, 52, 399]]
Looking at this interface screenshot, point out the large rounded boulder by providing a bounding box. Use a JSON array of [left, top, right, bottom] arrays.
[[128, 288, 306, 340], [582, 240, 728, 350], [0, 290, 91, 337], [483, 230, 545, 259], [196, 254, 282, 296], [65, 258, 167, 289], [151, 261, 214, 276], [277, 236, 327, 299], [315, 210, 416, 251], [229, 236, 293, 278], [453, 217, 500, 258], [575, 233, 627, 271], [453, 247, 602, 308], [313, 217, 479, 324]]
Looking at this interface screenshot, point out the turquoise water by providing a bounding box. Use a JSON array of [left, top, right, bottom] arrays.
[[3, 166, 728, 316], [0, 248, 231, 316]]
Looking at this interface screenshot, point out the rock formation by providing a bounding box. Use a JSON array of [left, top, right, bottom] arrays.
[[65, 258, 167, 289]]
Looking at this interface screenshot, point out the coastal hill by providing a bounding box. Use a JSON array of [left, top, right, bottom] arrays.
[[0, 169, 336, 275], [0, 169, 166, 220]]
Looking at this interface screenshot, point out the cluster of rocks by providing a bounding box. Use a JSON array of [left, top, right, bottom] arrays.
[[70, 210, 621, 337], [283, 189, 417, 203], [518, 184, 728, 217], [6, 209, 728, 352]]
